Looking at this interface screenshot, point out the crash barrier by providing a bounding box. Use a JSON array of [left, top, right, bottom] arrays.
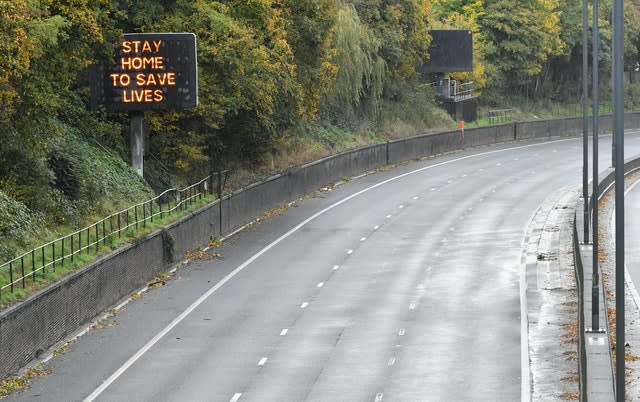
[[2, 113, 640, 379], [573, 154, 640, 401]]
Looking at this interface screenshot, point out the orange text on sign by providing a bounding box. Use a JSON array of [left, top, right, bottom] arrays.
[[122, 40, 162, 54]]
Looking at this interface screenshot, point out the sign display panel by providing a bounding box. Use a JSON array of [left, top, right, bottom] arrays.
[[93, 33, 198, 111], [422, 30, 473, 73]]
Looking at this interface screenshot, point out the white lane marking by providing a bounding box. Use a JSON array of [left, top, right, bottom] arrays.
[[519, 206, 539, 402], [84, 137, 581, 401], [360, 237, 367, 242], [280, 329, 289, 336], [300, 302, 309, 309], [625, 265, 640, 310], [398, 205, 404, 209], [398, 329, 406, 336], [386, 214, 392, 218], [388, 357, 396, 366], [413, 196, 419, 200], [230, 393, 242, 402], [462, 174, 468, 177], [317, 282, 325, 288], [375, 393, 384, 402], [258, 357, 268, 366], [431, 188, 437, 191], [621, 180, 640, 309], [333, 265, 340, 271], [347, 249, 353, 255], [374, 225, 380, 230]]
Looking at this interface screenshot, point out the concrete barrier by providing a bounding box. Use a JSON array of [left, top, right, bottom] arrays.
[[2, 113, 640, 379]]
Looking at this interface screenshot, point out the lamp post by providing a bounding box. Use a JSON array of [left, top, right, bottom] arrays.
[[612, 0, 625, 399], [582, 0, 589, 243], [591, 0, 602, 334]]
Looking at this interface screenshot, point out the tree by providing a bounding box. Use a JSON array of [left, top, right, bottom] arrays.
[[479, 0, 565, 91]]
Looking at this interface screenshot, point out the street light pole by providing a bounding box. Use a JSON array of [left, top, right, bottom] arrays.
[[612, 0, 625, 399], [582, 0, 590, 243], [591, 0, 602, 333]]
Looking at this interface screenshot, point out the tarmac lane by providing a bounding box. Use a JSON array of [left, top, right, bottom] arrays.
[[8, 133, 640, 402]]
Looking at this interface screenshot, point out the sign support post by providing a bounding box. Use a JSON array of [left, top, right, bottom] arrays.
[[130, 112, 144, 176]]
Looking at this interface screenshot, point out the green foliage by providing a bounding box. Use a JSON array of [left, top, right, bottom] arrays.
[[320, 3, 385, 126], [479, 0, 565, 89]]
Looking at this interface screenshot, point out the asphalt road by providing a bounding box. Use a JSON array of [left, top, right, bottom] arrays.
[[10, 133, 640, 402]]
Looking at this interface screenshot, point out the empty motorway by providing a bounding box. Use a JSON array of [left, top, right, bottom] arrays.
[[9, 133, 640, 402]]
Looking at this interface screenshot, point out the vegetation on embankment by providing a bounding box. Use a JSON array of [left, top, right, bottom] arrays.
[[3, 0, 640, 263]]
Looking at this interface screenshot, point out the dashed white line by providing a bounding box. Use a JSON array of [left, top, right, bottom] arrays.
[[258, 357, 268, 366], [413, 196, 419, 200], [386, 214, 392, 218], [398, 205, 404, 209], [317, 282, 325, 288], [300, 302, 309, 309], [360, 237, 367, 242], [333, 265, 340, 270], [347, 249, 353, 255], [280, 329, 289, 336], [230, 393, 242, 402], [373, 225, 380, 230], [431, 188, 437, 191]]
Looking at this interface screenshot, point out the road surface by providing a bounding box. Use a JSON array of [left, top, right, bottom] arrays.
[[10, 133, 640, 402]]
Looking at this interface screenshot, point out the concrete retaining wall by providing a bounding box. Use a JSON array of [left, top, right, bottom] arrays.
[[2, 113, 640, 379]]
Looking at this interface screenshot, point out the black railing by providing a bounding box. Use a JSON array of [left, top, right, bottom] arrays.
[[0, 172, 229, 296]]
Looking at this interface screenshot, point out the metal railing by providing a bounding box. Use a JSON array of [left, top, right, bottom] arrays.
[[433, 79, 476, 102], [488, 108, 513, 124], [0, 172, 228, 297]]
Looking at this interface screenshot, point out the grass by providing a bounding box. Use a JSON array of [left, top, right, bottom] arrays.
[[0, 194, 215, 308]]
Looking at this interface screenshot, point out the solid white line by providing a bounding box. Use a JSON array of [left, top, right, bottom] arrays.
[[230, 393, 242, 402], [258, 357, 268, 366], [622, 180, 640, 310], [84, 137, 578, 401], [519, 206, 539, 402], [280, 329, 289, 336]]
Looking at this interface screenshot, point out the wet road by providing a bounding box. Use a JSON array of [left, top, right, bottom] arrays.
[[10, 133, 640, 402]]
